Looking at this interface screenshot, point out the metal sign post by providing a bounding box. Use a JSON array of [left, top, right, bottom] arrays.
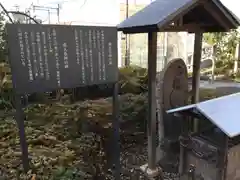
[[112, 82, 120, 180], [14, 94, 29, 171]]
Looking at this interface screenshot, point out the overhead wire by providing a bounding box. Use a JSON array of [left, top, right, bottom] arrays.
[[28, 0, 88, 24], [0, 2, 14, 23], [8, 11, 40, 24], [1, 0, 89, 24], [79, 0, 88, 9], [0, 2, 39, 24], [46, 0, 79, 5], [41, 0, 86, 9]]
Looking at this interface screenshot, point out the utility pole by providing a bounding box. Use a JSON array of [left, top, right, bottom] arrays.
[[125, 0, 130, 66], [57, 4, 60, 23], [13, 5, 19, 11], [25, 8, 31, 23], [32, 4, 60, 24], [234, 43, 240, 73]]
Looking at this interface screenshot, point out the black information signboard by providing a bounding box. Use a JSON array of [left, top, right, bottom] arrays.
[[6, 24, 118, 94]]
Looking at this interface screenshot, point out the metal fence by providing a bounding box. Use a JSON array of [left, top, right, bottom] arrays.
[[122, 32, 189, 72]]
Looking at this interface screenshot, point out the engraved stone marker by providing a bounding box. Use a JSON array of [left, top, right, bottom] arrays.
[[158, 58, 188, 137]]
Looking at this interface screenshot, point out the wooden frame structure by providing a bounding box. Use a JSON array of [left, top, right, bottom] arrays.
[[117, 0, 240, 176], [167, 93, 240, 180]]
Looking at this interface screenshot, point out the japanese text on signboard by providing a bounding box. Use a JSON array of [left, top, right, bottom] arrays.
[[7, 24, 118, 94]]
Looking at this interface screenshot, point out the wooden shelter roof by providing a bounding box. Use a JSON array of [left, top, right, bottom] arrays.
[[117, 0, 240, 33], [167, 93, 240, 138]]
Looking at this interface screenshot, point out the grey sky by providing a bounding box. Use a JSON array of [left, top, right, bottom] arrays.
[[1, 0, 239, 25]]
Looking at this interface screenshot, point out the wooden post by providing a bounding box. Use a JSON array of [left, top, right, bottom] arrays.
[[147, 32, 157, 170], [218, 134, 228, 180], [191, 32, 203, 132]]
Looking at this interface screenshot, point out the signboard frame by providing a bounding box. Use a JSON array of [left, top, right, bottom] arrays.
[[6, 23, 120, 179], [6, 23, 118, 94]]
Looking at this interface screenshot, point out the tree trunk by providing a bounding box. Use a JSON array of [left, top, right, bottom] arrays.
[[234, 43, 240, 74]]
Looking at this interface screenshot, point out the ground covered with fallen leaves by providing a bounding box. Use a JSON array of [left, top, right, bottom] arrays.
[[0, 88, 225, 180], [0, 93, 152, 180]]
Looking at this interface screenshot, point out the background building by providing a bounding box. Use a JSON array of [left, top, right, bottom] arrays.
[[120, 1, 195, 71], [5, 0, 229, 71]]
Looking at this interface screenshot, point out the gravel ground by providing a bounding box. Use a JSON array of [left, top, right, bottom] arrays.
[[119, 122, 180, 180]]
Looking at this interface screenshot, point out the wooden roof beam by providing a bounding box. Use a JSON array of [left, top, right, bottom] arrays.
[[202, 1, 230, 31], [162, 23, 215, 32]]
